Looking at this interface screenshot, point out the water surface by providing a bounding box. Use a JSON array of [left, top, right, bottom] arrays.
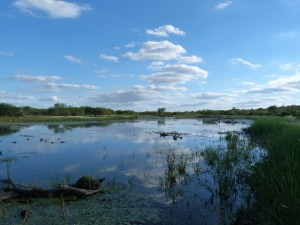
[[0, 118, 256, 224]]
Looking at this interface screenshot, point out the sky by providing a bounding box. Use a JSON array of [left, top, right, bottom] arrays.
[[1, 0, 300, 111]]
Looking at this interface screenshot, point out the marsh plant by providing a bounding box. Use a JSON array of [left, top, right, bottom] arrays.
[[159, 148, 191, 201], [159, 131, 260, 224], [201, 132, 255, 204], [248, 117, 300, 225], [0, 157, 17, 180]]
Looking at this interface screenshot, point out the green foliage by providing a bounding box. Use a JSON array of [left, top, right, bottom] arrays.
[[157, 107, 166, 116], [3, 102, 300, 119], [0, 103, 21, 116]]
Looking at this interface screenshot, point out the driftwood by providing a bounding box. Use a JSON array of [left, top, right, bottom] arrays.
[[0, 177, 104, 201]]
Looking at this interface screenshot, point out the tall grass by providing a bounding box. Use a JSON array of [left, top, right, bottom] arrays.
[[248, 117, 300, 225]]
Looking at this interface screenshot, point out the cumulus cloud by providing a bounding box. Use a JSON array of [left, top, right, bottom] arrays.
[[146, 25, 186, 37], [245, 73, 300, 94], [14, 74, 62, 82], [92, 84, 187, 107], [191, 92, 235, 101], [125, 41, 186, 61], [231, 58, 261, 69], [93, 86, 157, 104], [215, 1, 232, 9], [13, 0, 91, 18], [176, 55, 203, 64], [64, 55, 82, 64], [0, 51, 14, 57], [141, 63, 208, 85], [267, 73, 300, 88], [99, 54, 119, 62]]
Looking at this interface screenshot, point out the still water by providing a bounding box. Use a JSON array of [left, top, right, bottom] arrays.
[[0, 118, 257, 225]]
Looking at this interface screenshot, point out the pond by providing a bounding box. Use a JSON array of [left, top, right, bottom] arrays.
[[0, 118, 262, 224]]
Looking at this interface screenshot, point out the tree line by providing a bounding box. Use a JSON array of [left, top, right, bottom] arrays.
[[1, 103, 300, 117], [0, 103, 136, 117]]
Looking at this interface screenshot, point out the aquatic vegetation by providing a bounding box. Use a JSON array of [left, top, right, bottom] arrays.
[[158, 130, 261, 224], [0, 157, 17, 180], [248, 117, 300, 225]]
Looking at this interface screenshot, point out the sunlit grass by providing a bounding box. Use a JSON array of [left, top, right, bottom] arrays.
[[248, 117, 300, 225]]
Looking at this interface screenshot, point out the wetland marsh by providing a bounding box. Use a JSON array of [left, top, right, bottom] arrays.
[[0, 118, 262, 224]]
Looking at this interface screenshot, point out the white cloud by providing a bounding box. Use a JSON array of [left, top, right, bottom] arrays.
[[13, 95, 35, 100], [14, 74, 62, 82], [93, 86, 157, 104], [93, 69, 109, 74], [177, 55, 203, 64], [39, 95, 59, 102], [64, 55, 82, 64], [147, 84, 187, 92], [236, 96, 291, 109], [146, 25, 186, 37], [141, 63, 208, 85], [45, 83, 99, 91], [0, 51, 14, 57], [92, 84, 186, 108], [125, 42, 137, 48], [239, 81, 255, 86], [14, 0, 91, 18], [125, 41, 186, 61], [0, 91, 34, 100], [99, 54, 119, 62], [98, 74, 134, 79], [231, 58, 261, 69], [215, 1, 232, 9], [191, 92, 235, 101], [267, 73, 300, 87], [279, 63, 293, 70], [245, 73, 300, 94], [247, 87, 296, 94]]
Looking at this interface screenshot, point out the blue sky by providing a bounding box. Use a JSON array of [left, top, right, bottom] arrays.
[[1, 0, 300, 111]]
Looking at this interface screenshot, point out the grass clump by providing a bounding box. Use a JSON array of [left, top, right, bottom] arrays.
[[248, 117, 300, 225]]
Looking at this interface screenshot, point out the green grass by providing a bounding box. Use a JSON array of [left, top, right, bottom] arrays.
[[0, 115, 137, 123], [248, 117, 300, 225]]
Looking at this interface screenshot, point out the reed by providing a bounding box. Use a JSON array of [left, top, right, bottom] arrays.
[[248, 117, 300, 225]]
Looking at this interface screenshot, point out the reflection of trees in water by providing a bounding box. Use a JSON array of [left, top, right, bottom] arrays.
[[157, 119, 166, 125], [0, 125, 23, 136], [47, 123, 106, 134], [47, 120, 133, 134]]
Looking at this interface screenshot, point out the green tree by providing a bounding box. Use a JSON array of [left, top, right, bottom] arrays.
[[0, 103, 20, 116], [157, 108, 166, 116]]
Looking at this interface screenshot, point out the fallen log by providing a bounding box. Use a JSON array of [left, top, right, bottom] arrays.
[[0, 176, 104, 201]]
